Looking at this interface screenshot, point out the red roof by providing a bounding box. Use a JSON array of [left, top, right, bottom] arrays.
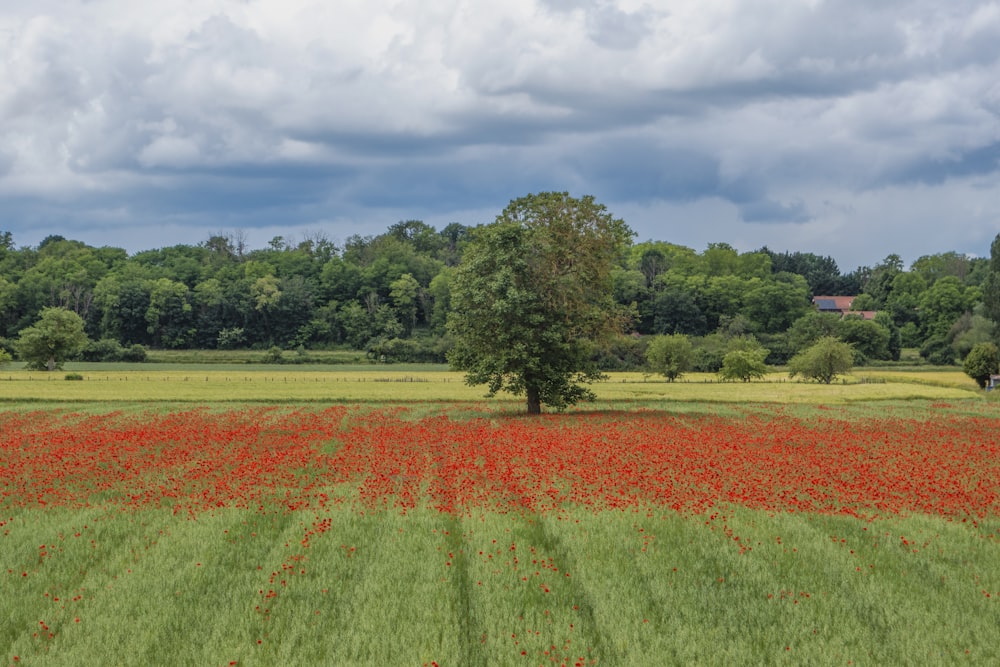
[[812, 296, 855, 311]]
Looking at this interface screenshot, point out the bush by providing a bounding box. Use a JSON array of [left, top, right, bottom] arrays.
[[367, 336, 451, 364], [592, 335, 647, 371], [690, 333, 727, 373], [80, 338, 125, 362], [64, 373, 84, 381], [121, 344, 148, 362], [80, 339, 148, 363], [920, 335, 956, 366], [963, 342, 1000, 389], [719, 348, 769, 382], [0, 349, 11, 367], [787, 336, 854, 384], [645, 334, 693, 381]]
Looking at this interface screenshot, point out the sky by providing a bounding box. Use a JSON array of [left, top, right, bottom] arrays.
[[1, 0, 1000, 271]]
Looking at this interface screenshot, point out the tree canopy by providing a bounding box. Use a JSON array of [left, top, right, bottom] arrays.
[[0, 225, 996, 373], [963, 342, 999, 389], [645, 334, 693, 382], [787, 336, 855, 384], [447, 192, 632, 413], [16, 307, 89, 371]]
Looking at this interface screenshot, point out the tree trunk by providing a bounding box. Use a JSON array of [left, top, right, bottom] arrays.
[[47, 356, 55, 372], [526, 385, 542, 415]]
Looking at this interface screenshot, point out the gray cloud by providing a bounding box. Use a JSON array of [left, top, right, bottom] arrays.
[[0, 0, 999, 268]]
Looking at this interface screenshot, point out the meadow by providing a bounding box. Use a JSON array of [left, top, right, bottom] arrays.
[[2, 366, 999, 666]]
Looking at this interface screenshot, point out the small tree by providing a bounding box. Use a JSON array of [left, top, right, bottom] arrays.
[[0, 349, 11, 367], [787, 336, 854, 384], [16, 307, 89, 371], [645, 334, 693, 382], [719, 349, 769, 382], [963, 342, 1000, 389]]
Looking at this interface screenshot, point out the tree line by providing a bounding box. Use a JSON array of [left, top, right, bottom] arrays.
[[1, 206, 999, 375]]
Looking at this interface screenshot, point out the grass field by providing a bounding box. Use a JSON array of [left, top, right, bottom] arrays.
[[0, 366, 984, 404], [2, 368, 999, 665]]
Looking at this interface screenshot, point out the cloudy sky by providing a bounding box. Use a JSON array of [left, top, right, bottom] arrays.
[[2, 0, 1000, 270]]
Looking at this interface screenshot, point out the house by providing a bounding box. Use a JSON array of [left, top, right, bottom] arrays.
[[811, 296, 878, 320], [988, 375, 1000, 392]]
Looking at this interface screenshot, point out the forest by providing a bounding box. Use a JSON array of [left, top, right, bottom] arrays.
[[1, 220, 999, 371]]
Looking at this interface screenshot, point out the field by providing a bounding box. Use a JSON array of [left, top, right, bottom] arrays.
[[2, 367, 999, 665], [0, 366, 983, 404]]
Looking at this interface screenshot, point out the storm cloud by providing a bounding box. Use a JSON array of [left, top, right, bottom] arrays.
[[1, 0, 999, 268]]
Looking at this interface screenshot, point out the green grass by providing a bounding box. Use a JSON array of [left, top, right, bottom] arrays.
[[2, 374, 998, 665], [3, 505, 999, 665]]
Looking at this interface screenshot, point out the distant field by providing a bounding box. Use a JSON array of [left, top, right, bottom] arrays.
[[0, 366, 985, 404]]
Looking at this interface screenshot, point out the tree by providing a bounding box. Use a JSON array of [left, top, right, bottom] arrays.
[[718, 337, 769, 382], [838, 316, 891, 362], [787, 336, 854, 384], [16, 307, 89, 371], [645, 334, 693, 382], [963, 342, 1000, 389], [741, 274, 811, 333], [719, 348, 769, 382], [983, 234, 1000, 335], [389, 273, 421, 334], [0, 349, 11, 367], [447, 192, 632, 414]]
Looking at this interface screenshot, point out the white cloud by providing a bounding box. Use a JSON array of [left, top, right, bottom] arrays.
[[0, 0, 998, 268]]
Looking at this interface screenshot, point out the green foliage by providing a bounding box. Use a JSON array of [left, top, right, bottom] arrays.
[[81, 338, 126, 362], [962, 342, 1000, 389], [919, 335, 956, 366], [919, 276, 976, 340], [788, 336, 855, 384], [719, 338, 769, 382], [645, 334, 694, 381], [984, 234, 1000, 328], [0, 348, 11, 366], [448, 192, 632, 413], [0, 218, 995, 364], [788, 311, 843, 351], [64, 372, 84, 381], [949, 313, 994, 360], [122, 344, 148, 363], [216, 327, 246, 350], [15, 307, 89, 371], [740, 273, 811, 333], [838, 317, 891, 363]]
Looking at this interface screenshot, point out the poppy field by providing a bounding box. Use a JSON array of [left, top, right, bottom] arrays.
[[2, 401, 1000, 665]]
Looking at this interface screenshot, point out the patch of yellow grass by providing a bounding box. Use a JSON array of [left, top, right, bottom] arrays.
[[852, 369, 978, 390], [0, 368, 981, 404]]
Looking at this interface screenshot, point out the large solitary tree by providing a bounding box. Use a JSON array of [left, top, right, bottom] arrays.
[[447, 192, 633, 413]]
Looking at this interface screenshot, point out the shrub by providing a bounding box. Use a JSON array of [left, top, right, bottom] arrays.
[[963, 342, 1000, 389], [645, 334, 693, 381], [121, 344, 148, 363], [920, 335, 956, 366], [80, 338, 125, 362], [719, 349, 769, 382], [787, 336, 854, 384]]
